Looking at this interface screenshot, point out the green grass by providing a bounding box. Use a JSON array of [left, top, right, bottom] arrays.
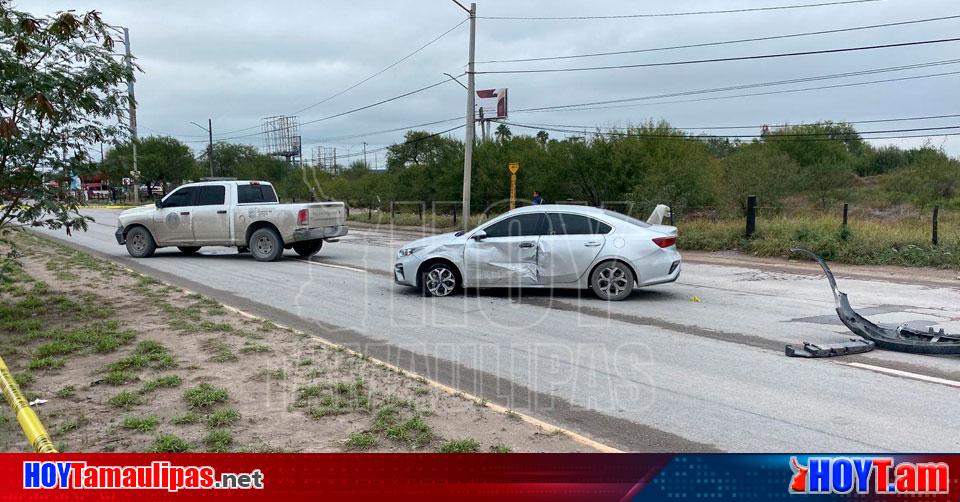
[[239, 342, 270, 354], [55, 385, 76, 398], [104, 341, 176, 373], [121, 415, 160, 433], [201, 339, 238, 363], [438, 438, 481, 453], [56, 412, 88, 435], [13, 372, 34, 387], [107, 391, 142, 410], [374, 405, 435, 448], [679, 213, 960, 268], [295, 380, 370, 419], [149, 433, 191, 453], [184, 383, 229, 410], [28, 356, 64, 370], [203, 429, 233, 452], [139, 375, 182, 394], [250, 368, 286, 381], [344, 432, 379, 450], [103, 370, 136, 386], [489, 444, 513, 453], [206, 408, 241, 428], [200, 321, 233, 333]]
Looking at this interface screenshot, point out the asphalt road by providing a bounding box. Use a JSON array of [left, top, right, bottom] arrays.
[[32, 208, 960, 452]]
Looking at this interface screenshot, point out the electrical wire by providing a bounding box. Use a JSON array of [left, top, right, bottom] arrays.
[[478, 0, 881, 20], [516, 113, 960, 132], [476, 14, 960, 64], [505, 122, 960, 138], [475, 37, 960, 74], [511, 61, 960, 114], [304, 116, 462, 143]]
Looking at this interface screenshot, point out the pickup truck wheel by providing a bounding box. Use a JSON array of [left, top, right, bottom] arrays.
[[293, 240, 323, 257], [177, 246, 200, 255], [249, 228, 283, 262], [125, 227, 156, 258]]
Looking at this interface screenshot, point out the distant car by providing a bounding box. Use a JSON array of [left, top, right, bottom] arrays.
[[394, 205, 680, 301], [115, 180, 347, 261]]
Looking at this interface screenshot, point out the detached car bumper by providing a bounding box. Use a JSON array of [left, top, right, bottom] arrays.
[[293, 224, 348, 242]]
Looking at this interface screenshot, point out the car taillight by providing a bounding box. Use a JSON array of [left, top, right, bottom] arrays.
[[653, 236, 677, 248], [297, 208, 309, 226]]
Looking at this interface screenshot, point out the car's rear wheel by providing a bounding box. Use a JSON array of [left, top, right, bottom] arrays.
[[590, 260, 635, 301], [249, 227, 283, 262], [420, 262, 460, 297], [125, 226, 156, 258], [293, 239, 323, 257], [177, 246, 200, 255]]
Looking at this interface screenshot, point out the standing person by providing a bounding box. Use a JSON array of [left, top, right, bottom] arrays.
[[531, 191, 544, 205]]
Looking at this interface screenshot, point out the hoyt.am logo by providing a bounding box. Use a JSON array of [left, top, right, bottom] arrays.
[[789, 457, 949, 495]]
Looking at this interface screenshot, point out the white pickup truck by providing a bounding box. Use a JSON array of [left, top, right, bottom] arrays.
[[114, 180, 347, 261]]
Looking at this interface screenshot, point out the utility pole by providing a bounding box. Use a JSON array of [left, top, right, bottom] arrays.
[[453, 0, 476, 230], [362, 141, 367, 167], [122, 27, 139, 204], [191, 119, 215, 177]]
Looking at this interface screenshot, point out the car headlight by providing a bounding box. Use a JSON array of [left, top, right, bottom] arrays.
[[397, 247, 422, 258]]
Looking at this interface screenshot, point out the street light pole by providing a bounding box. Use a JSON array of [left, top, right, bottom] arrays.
[[190, 120, 215, 177], [453, 1, 476, 230], [122, 27, 139, 204]]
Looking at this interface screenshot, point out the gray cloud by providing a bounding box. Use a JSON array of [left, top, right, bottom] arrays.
[[16, 0, 960, 159]]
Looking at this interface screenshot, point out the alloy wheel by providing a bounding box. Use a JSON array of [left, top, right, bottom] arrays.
[[425, 267, 457, 297], [597, 264, 629, 298]]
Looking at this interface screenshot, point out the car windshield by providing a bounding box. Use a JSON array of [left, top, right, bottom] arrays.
[[602, 209, 650, 228]]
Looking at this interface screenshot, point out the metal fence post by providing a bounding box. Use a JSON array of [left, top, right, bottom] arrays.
[[842, 203, 849, 227], [932, 205, 939, 246], [390, 200, 395, 222], [745, 195, 758, 239]]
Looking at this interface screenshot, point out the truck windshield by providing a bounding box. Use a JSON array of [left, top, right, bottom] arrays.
[[237, 184, 278, 204]]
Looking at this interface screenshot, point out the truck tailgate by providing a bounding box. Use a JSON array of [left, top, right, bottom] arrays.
[[306, 203, 346, 227]]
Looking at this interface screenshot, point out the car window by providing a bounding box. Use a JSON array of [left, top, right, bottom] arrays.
[[602, 209, 650, 228], [196, 185, 225, 206], [482, 214, 542, 238], [162, 187, 196, 208], [237, 184, 278, 204], [544, 213, 611, 235]]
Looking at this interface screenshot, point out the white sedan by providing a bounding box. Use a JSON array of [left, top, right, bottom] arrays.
[[394, 205, 681, 301]]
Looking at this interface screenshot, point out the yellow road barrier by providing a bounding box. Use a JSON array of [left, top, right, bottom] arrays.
[[0, 356, 57, 453]]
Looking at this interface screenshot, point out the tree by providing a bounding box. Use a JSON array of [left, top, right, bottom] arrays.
[[494, 123, 512, 142], [0, 3, 133, 233], [104, 136, 196, 196], [535, 130, 549, 146]]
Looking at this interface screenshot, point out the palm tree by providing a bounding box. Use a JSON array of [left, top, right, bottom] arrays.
[[535, 130, 549, 146], [495, 123, 512, 142]]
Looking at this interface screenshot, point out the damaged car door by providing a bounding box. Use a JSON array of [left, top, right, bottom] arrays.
[[538, 212, 609, 284], [463, 213, 543, 287]]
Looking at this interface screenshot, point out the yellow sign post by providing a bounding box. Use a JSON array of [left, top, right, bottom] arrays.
[[508, 162, 520, 209]]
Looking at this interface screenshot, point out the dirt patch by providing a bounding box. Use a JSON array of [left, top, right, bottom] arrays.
[[0, 230, 591, 453]]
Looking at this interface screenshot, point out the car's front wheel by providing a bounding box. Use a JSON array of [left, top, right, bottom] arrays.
[[125, 226, 156, 258], [249, 228, 284, 262], [293, 239, 323, 257], [590, 260, 635, 301], [420, 262, 460, 297]]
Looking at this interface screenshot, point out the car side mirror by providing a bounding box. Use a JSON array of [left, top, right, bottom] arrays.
[[471, 230, 488, 241], [154, 199, 162, 208]]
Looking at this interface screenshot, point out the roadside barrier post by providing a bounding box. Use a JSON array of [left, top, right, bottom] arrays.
[[932, 206, 939, 246], [745, 195, 758, 239]]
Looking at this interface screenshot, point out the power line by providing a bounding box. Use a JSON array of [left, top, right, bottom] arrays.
[[517, 113, 960, 132], [290, 18, 468, 116], [478, 0, 881, 20], [215, 76, 463, 141], [476, 37, 960, 74], [476, 14, 960, 64], [214, 18, 468, 138], [511, 60, 960, 114], [304, 116, 462, 143], [318, 123, 465, 161]]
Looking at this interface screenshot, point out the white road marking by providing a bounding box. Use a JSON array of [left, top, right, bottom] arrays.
[[294, 258, 367, 274], [846, 362, 960, 388]]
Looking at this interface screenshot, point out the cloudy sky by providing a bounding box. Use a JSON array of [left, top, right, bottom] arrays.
[[17, 0, 960, 162]]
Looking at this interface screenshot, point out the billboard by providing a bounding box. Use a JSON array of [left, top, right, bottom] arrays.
[[477, 88, 507, 120]]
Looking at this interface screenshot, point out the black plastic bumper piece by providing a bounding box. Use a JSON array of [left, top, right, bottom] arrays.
[[785, 338, 875, 358], [114, 227, 125, 245], [793, 248, 960, 355]]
